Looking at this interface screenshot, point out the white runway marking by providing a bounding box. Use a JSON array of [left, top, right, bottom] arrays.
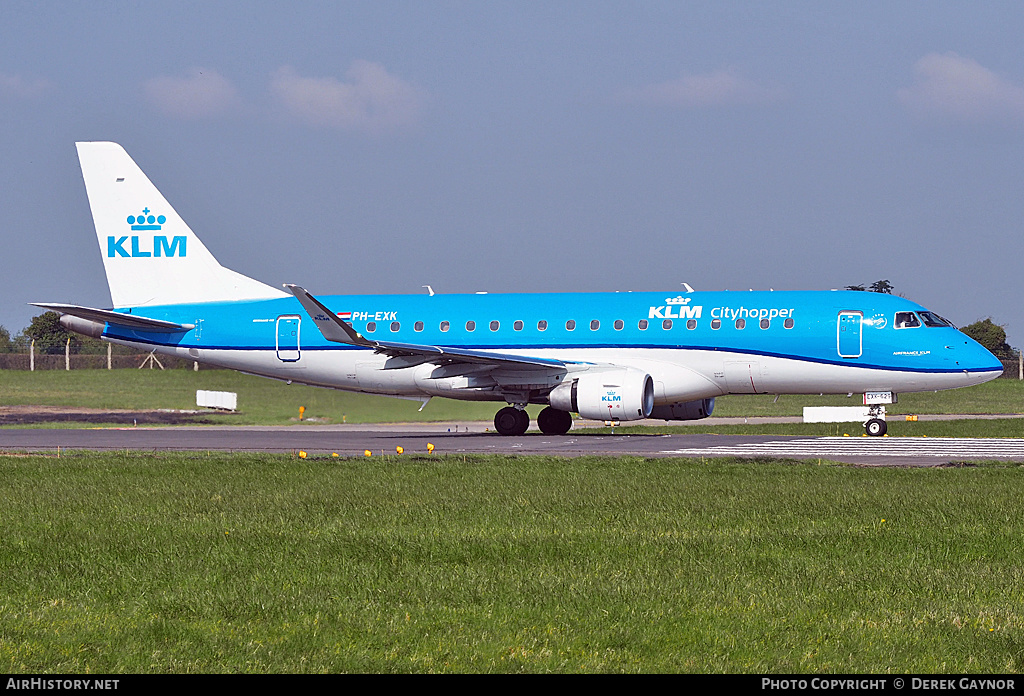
[[662, 436, 1024, 459]]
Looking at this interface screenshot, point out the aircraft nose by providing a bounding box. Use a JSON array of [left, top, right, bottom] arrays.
[[955, 337, 1005, 384]]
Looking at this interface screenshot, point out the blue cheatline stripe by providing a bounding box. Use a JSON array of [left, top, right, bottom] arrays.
[[102, 332, 995, 375]]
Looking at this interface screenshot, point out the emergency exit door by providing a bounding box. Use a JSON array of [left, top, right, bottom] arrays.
[[276, 315, 301, 362]]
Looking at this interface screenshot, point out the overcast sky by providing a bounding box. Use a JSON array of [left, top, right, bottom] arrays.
[[3, 1, 1024, 345]]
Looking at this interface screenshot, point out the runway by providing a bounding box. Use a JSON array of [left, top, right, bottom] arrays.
[[4, 423, 1024, 466]]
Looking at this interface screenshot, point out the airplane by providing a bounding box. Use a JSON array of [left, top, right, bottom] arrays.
[[35, 142, 1004, 437]]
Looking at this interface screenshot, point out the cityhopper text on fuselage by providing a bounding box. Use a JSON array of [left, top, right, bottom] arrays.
[[36, 142, 1004, 437]]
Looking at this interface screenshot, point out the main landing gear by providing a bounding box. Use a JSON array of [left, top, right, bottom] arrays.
[[493, 406, 573, 436], [494, 406, 529, 436]]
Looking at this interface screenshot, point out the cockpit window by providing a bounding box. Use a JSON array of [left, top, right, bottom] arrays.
[[895, 312, 920, 329], [918, 311, 956, 328]]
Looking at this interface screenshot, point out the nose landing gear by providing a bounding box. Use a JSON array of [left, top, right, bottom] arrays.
[[862, 393, 894, 437], [864, 403, 888, 436]]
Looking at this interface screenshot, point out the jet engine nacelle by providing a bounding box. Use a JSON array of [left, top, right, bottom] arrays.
[[548, 368, 654, 421], [649, 398, 716, 421], [59, 314, 105, 339]]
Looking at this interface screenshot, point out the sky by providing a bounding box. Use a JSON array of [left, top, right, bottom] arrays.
[[3, 1, 1024, 345]]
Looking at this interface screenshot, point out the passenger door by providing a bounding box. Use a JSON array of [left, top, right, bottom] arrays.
[[837, 311, 863, 358]]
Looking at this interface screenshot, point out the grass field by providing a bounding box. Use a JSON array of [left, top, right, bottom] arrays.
[[0, 369, 504, 424], [608, 418, 1024, 439], [1, 452, 1023, 673], [1, 369, 1022, 427]]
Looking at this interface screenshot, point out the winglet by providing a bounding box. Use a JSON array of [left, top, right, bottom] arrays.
[[284, 284, 373, 346]]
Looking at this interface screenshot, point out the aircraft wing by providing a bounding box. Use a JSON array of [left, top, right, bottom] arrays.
[[30, 303, 195, 333], [284, 284, 569, 369]]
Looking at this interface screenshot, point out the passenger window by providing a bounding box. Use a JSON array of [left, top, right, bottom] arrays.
[[614, 320, 624, 331], [537, 320, 548, 331], [466, 320, 476, 332], [566, 320, 576, 331], [440, 321, 450, 332], [735, 318, 745, 329], [390, 321, 400, 332], [662, 319, 673, 330], [895, 312, 920, 329], [638, 319, 649, 330], [711, 319, 721, 330], [784, 318, 794, 329], [366, 322, 376, 333], [490, 320, 499, 331], [686, 319, 696, 330], [414, 321, 424, 332], [590, 320, 600, 330], [514, 320, 524, 331], [760, 318, 770, 329]]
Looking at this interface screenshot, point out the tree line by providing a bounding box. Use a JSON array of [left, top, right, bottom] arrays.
[[0, 311, 137, 356], [846, 280, 1018, 359]]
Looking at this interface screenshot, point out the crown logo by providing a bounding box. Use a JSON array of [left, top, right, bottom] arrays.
[[665, 295, 691, 305], [127, 208, 166, 231]]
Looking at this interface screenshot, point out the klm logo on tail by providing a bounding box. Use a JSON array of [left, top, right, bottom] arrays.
[[107, 208, 186, 257], [128, 208, 166, 230]]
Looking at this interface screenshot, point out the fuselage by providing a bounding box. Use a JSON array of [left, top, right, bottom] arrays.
[[98, 289, 1003, 405]]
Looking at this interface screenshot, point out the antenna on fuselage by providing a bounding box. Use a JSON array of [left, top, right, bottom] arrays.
[[422, 285, 435, 296], [681, 283, 694, 293]]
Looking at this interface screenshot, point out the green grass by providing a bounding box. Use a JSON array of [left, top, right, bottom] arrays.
[[1, 369, 1022, 428], [709, 378, 1024, 418], [602, 418, 1024, 438], [1, 452, 1023, 673], [0, 369, 506, 424]]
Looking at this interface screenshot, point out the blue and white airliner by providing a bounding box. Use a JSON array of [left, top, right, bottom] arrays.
[[37, 142, 1003, 436]]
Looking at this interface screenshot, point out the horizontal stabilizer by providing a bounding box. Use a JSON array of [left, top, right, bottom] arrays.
[[284, 284, 569, 369], [31, 303, 195, 333]]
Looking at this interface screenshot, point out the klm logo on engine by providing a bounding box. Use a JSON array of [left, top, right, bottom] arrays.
[[107, 208, 186, 257], [601, 390, 622, 403]]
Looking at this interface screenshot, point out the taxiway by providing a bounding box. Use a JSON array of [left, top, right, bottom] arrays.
[[4, 423, 1024, 466]]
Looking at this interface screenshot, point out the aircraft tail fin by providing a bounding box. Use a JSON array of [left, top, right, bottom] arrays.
[[75, 141, 286, 308]]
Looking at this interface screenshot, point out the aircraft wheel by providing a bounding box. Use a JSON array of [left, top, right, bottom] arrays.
[[514, 408, 530, 435], [865, 418, 887, 437], [495, 407, 529, 436], [537, 407, 573, 435]]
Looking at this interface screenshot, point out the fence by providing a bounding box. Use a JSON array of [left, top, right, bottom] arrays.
[[0, 352, 200, 370], [999, 358, 1023, 379]]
